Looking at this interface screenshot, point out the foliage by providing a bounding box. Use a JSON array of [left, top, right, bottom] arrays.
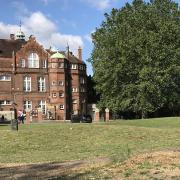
[[86, 75, 100, 103], [91, 0, 180, 118]]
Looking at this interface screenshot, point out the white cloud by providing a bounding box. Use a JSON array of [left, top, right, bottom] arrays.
[[0, 11, 83, 52], [84, 0, 114, 10], [84, 30, 95, 43]]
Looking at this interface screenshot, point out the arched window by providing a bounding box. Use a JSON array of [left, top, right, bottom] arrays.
[[28, 53, 39, 68]]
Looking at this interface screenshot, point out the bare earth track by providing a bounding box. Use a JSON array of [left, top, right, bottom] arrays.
[[1, 150, 180, 179]]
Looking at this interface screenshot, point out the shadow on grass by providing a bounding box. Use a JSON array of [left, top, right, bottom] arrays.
[[0, 157, 111, 180]]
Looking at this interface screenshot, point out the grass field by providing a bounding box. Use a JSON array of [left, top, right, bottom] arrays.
[[0, 117, 180, 179]]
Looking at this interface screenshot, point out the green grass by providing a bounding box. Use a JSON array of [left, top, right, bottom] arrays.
[[0, 117, 180, 163]]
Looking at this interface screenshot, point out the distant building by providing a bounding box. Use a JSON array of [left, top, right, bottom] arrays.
[[0, 29, 87, 120]]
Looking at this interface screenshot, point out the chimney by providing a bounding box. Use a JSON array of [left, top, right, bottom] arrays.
[[78, 46, 82, 61], [10, 34, 15, 40]]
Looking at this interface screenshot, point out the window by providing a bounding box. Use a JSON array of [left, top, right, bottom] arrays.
[[23, 76, 31, 91], [72, 99, 77, 104], [80, 87, 86, 92], [71, 64, 77, 69], [38, 77, 46, 92], [80, 77, 85, 84], [59, 81, 64, 86], [59, 62, 64, 68], [52, 93, 57, 98], [0, 100, 11, 105], [38, 100, 46, 114], [28, 53, 39, 68], [19, 59, 25, 67], [52, 63, 57, 68], [0, 75, 11, 81], [42, 60, 47, 68], [59, 105, 64, 110], [79, 65, 83, 70], [23, 100, 32, 110], [59, 92, 64, 97], [52, 81, 56, 86], [72, 88, 78, 92]]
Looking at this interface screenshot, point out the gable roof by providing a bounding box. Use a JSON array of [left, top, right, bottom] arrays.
[[0, 39, 26, 58]]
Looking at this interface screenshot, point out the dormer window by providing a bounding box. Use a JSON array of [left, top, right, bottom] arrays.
[[28, 53, 39, 68]]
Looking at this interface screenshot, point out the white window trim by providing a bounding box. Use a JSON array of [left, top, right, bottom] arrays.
[[0, 100, 11, 105], [24, 100, 32, 110], [38, 77, 46, 92], [59, 62, 64, 68], [52, 81, 57, 86], [59, 105, 64, 110], [38, 100, 46, 114], [71, 64, 77, 69], [19, 59, 25, 68], [28, 53, 39, 68], [59, 92, 64, 97], [42, 60, 47, 68], [0, 75, 11, 81], [72, 88, 78, 92], [24, 76, 31, 92], [52, 93, 57, 98], [59, 81, 64, 86]]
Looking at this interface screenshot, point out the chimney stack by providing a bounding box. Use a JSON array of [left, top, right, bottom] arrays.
[[10, 34, 15, 40], [78, 46, 82, 61]]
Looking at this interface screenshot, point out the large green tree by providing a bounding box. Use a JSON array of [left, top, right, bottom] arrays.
[[91, 0, 180, 118]]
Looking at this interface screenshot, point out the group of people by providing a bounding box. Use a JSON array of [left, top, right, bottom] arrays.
[[17, 110, 25, 124]]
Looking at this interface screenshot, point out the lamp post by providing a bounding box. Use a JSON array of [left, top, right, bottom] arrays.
[[11, 88, 19, 119]]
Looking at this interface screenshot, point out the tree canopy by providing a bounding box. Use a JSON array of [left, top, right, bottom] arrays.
[[91, 0, 180, 118]]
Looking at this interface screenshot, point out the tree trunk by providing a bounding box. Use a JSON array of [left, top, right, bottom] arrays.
[[141, 110, 147, 119]]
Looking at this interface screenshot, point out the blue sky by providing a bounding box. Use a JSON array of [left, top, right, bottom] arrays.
[[0, 0, 179, 75]]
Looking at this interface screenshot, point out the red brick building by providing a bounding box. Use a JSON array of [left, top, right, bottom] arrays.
[[0, 30, 87, 121]]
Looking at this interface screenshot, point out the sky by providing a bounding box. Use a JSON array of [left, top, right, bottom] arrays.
[[0, 0, 179, 75]]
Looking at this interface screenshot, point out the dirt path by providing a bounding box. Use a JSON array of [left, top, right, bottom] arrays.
[[112, 150, 180, 179], [1, 150, 180, 179], [0, 157, 111, 180]]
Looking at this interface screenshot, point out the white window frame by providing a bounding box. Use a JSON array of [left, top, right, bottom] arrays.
[[42, 60, 47, 68], [0, 75, 11, 81], [52, 93, 57, 98], [0, 100, 11, 105], [59, 92, 64, 97], [59, 62, 64, 68], [59, 105, 64, 110], [71, 64, 77, 69], [72, 87, 78, 92], [72, 99, 77, 104], [52, 63, 57, 68], [38, 100, 46, 114], [52, 81, 56, 86], [23, 100, 32, 110], [19, 59, 25, 68], [80, 87, 85, 92], [28, 53, 39, 68], [59, 81, 64, 86], [24, 76, 31, 92], [38, 77, 46, 92], [80, 77, 85, 84]]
